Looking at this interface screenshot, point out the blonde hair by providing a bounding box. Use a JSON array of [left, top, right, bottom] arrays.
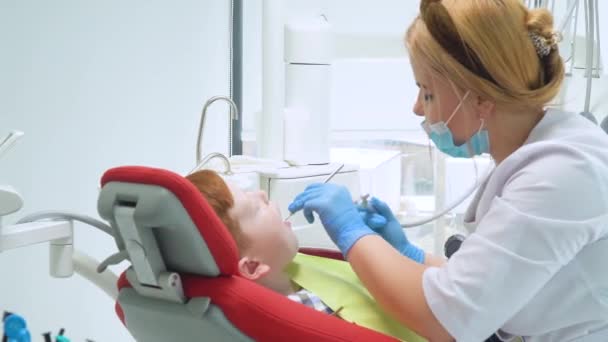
[[406, 0, 564, 112]]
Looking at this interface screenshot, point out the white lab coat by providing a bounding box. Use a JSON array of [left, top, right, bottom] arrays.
[[423, 109, 608, 342]]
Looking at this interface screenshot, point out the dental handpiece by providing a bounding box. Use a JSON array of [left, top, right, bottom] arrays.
[[358, 193, 371, 209], [284, 164, 345, 221]]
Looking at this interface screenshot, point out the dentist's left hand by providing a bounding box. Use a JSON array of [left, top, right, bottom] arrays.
[[288, 183, 377, 257]]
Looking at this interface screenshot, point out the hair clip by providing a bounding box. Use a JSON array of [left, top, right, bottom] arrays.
[[529, 31, 561, 58]]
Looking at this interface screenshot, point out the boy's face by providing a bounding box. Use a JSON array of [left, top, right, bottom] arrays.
[[227, 183, 299, 272]]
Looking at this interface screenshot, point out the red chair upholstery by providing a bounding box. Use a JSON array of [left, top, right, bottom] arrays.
[[102, 166, 398, 342]]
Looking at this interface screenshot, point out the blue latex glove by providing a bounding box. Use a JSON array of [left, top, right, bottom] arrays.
[[365, 197, 425, 264], [288, 183, 377, 256]]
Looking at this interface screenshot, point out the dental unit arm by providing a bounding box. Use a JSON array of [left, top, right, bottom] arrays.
[[0, 212, 119, 300]]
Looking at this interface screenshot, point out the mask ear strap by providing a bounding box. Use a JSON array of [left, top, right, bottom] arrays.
[[445, 91, 471, 125], [466, 118, 487, 156], [477, 118, 485, 133]]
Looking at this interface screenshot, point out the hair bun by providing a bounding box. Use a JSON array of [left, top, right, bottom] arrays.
[[526, 8, 555, 37]]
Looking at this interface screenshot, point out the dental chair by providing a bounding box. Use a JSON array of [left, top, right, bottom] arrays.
[[98, 166, 401, 341]]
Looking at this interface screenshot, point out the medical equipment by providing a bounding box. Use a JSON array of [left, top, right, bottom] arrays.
[[553, 0, 602, 123], [0, 131, 23, 226], [0, 130, 118, 300], [0, 137, 23, 226], [195, 96, 239, 166], [284, 163, 345, 221], [194, 4, 394, 250], [193, 88, 357, 249], [3, 312, 87, 342], [101, 165, 402, 341], [3, 312, 31, 342], [400, 156, 492, 228], [189, 152, 233, 176], [251, 162, 360, 249], [0, 131, 25, 222], [217, 0, 607, 254], [358, 193, 371, 209], [195, 95, 358, 250], [550, 0, 608, 133], [192, 149, 359, 250], [251, 2, 488, 242], [0, 148, 117, 298], [0, 130, 24, 161], [257, 1, 333, 164], [0, 211, 118, 300], [527, 1, 605, 124], [53, 329, 70, 342], [331, 147, 402, 215], [0, 185, 23, 219]]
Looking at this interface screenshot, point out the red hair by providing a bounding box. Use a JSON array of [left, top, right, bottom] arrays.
[[186, 170, 249, 251]]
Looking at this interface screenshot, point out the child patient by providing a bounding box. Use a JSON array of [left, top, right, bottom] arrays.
[[186, 170, 424, 342], [185, 169, 333, 313]]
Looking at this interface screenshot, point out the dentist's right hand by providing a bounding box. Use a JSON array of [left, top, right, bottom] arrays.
[[288, 183, 377, 257], [363, 197, 425, 264]]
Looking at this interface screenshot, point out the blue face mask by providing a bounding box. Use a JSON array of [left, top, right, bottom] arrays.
[[420, 91, 490, 158]]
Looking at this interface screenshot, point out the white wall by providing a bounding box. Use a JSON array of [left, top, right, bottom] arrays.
[[0, 1, 231, 341]]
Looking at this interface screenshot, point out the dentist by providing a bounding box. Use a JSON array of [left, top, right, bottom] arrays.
[[288, 0, 608, 341]]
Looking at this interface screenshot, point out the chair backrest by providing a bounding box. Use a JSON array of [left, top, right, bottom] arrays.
[[99, 166, 238, 279], [99, 166, 251, 341]]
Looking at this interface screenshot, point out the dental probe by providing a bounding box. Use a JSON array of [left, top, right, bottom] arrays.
[[284, 164, 345, 221]]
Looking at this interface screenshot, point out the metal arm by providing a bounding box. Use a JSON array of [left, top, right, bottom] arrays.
[[196, 96, 240, 165], [189, 152, 233, 175], [0, 213, 119, 299]]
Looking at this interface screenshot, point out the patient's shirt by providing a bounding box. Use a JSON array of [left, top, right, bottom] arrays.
[[287, 289, 334, 314], [286, 253, 425, 342]]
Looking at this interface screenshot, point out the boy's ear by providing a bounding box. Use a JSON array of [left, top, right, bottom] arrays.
[[238, 257, 271, 281]]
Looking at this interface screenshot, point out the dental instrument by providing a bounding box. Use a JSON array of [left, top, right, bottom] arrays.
[[3, 313, 31, 342], [284, 164, 345, 221], [358, 194, 370, 209], [0, 130, 24, 161]]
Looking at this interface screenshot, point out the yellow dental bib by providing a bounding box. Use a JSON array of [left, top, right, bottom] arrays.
[[286, 253, 426, 342]]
